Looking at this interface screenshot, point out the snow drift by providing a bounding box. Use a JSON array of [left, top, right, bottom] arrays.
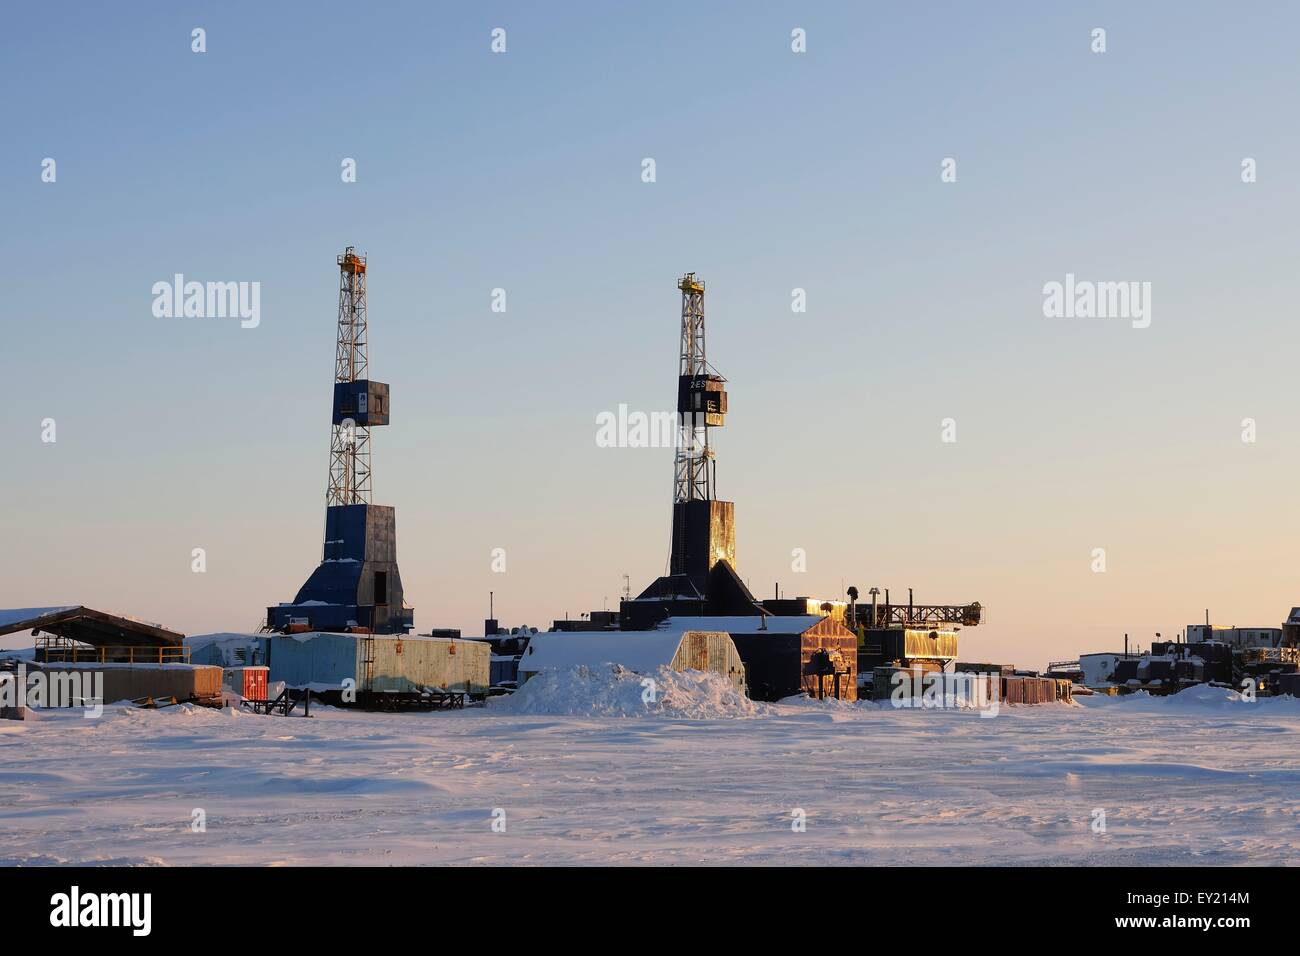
[[1080, 682, 1300, 712], [492, 663, 762, 719]]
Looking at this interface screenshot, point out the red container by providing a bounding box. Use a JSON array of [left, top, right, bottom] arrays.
[[224, 666, 269, 700]]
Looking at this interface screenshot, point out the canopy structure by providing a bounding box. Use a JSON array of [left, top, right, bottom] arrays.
[[0, 606, 184, 648]]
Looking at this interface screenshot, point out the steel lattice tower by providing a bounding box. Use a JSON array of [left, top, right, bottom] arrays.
[[668, 273, 730, 586], [673, 273, 720, 504], [619, 272, 750, 627], [266, 245, 411, 635], [328, 247, 372, 506]]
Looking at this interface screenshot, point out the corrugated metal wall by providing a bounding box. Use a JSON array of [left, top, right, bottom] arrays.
[[901, 628, 959, 660], [671, 630, 746, 690], [269, 633, 490, 697], [801, 616, 858, 702], [268, 633, 357, 689], [369, 637, 489, 696], [39, 665, 223, 705]]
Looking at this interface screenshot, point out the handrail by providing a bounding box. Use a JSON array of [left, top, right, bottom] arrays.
[[35, 639, 190, 665]]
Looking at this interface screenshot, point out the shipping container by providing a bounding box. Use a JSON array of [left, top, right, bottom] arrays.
[[37, 663, 222, 706], [267, 632, 489, 699], [223, 665, 269, 700], [1000, 675, 1060, 705], [1055, 679, 1073, 703]]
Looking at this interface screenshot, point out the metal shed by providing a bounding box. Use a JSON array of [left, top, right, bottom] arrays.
[[0, 606, 221, 708], [518, 629, 747, 691], [667, 615, 858, 702]]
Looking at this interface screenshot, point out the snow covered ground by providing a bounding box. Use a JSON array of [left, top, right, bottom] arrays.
[[0, 670, 1297, 866]]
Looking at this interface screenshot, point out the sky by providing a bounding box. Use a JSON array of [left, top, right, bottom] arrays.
[[3, 2, 1300, 668]]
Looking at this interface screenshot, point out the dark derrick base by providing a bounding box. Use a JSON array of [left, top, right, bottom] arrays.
[[266, 503, 412, 634]]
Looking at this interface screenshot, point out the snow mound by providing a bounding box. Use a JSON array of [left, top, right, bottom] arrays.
[[777, 693, 869, 710], [492, 664, 763, 719], [1082, 683, 1300, 712]]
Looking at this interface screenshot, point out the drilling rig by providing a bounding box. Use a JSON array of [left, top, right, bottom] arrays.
[[265, 247, 413, 635], [621, 273, 761, 629]]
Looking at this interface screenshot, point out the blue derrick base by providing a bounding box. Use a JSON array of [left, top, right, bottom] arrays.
[[267, 503, 413, 634]]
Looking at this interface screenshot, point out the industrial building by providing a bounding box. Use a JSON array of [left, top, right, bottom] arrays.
[[266, 247, 413, 636], [0, 606, 221, 708], [586, 274, 991, 703], [518, 628, 746, 691], [1185, 623, 1284, 650], [654, 615, 855, 702], [4, 266, 1050, 718], [1072, 613, 1300, 695], [858, 625, 959, 674]]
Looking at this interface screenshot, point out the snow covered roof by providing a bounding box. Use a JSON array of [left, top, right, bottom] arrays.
[[660, 615, 825, 635], [185, 632, 266, 651], [277, 631, 469, 646], [519, 631, 722, 675], [0, 607, 78, 631], [0, 606, 182, 646]]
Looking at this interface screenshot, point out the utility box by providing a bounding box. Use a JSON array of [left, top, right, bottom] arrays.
[[677, 374, 727, 427], [332, 380, 390, 427], [223, 665, 269, 700]]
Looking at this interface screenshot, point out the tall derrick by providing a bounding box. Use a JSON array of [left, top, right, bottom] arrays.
[[266, 247, 412, 635], [669, 273, 734, 591], [327, 247, 375, 506], [621, 273, 758, 629]]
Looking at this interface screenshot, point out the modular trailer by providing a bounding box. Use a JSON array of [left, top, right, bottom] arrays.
[[32, 663, 223, 707], [268, 632, 489, 701]]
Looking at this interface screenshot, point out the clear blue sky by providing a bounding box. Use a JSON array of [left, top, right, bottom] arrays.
[[4, 2, 1300, 667]]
